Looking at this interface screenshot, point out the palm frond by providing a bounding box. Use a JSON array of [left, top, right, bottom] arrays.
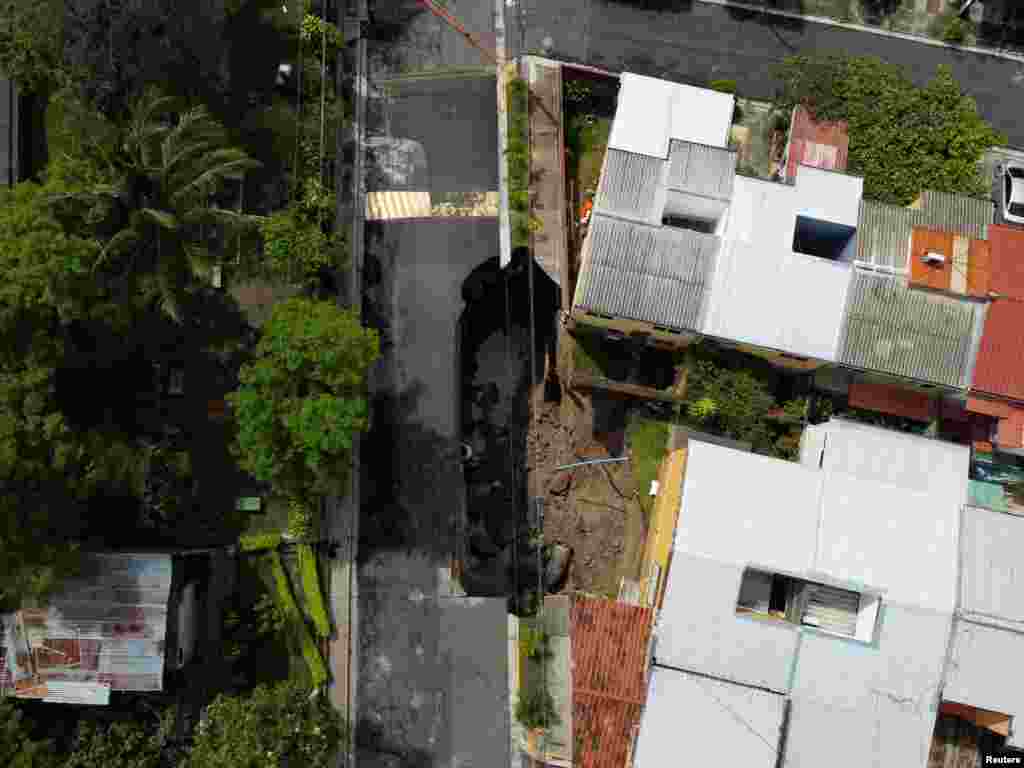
[[139, 207, 180, 232], [93, 229, 142, 272], [170, 157, 262, 207], [183, 207, 266, 232]]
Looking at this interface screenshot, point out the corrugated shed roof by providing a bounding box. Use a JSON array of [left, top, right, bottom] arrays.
[[571, 596, 652, 768], [785, 105, 849, 181], [988, 224, 1024, 300], [666, 140, 736, 200], [856, 192, 993, 272], [837, 271, 985, 387], [0, 554, 172, 701], [594, 150, 663, 223], [574, 214, 718, 331], [971, 299, 1024, 401]]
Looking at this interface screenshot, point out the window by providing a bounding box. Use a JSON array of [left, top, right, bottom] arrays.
[[1010, 203, 1024, 218], [736, 568, 880, 642]]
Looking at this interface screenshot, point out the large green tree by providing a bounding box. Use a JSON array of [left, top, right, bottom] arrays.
[[186, 682, 345, 768], [0, 0, 67, 95], [774, 55, 1004, 205], [63, 710, 174, 768], [51, 87, 262, 322], [0, 701, 58, 768], [227, 297, 379, 504]]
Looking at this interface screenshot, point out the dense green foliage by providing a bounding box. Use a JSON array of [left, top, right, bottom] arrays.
[[0, 701, 57, 768], [774, 56, 1004, 204], [239, 532, 284, 552], [506, 77, 540, 249], [0, 0, 67, 95], [515, 685, 560, 731], [228, 297, 378, 503], [64, 711, 174, 768], [187, 682, 344, 768], [53, 87, 262, 322], [266, 551, 328, 686], [256, 180, 343, 288]]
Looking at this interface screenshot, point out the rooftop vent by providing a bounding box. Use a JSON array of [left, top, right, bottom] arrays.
[[922, 251, 946, 266]]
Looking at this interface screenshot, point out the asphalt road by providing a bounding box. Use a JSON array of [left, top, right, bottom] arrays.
[[356, 218, 499, 767], [510, 0, 1024, 146]]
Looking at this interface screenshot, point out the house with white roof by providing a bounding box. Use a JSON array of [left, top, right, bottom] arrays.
[[631, 420, 1024, 766]]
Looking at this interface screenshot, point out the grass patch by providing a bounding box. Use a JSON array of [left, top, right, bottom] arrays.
[[298, 544, 331, 638], [572, 331, 616, 377], [568, 115, 612, 199], [239, 532, 283, 553], [627, 416, 672, 514], [507, 77, 537, 249], [266, 551, 329, 687]]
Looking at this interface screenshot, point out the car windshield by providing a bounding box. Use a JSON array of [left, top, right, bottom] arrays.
[[1009, 167, 1024, 179], [1011, 203, 1024, 217]]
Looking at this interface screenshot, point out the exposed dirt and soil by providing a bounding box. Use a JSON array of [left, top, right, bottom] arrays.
[[526, 328, 649, 597]]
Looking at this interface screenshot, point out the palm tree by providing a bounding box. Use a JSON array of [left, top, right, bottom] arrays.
[[52, 87, 263, 322]]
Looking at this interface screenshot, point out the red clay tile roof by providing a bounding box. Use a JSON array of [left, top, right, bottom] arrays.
[[989, 225, 1024, 300], [571, 596, 653, 768], [997, 410, 1024, 449], [971, 300, 1024, 401], [848, 381, 935, 422], [785, 105, 849, 181]]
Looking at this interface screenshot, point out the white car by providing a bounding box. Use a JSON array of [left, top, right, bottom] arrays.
[[1003, 162, 1024, 224]]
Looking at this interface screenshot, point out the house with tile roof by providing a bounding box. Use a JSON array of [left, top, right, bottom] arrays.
[[629, 423, 1024, 767]]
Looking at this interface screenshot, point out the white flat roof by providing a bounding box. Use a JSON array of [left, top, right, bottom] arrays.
[[634, 666, 785, 768], [608, 73, 734, 158]]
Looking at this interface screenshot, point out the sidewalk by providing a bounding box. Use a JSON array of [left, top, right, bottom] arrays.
[[697, 0, 1024, 63]]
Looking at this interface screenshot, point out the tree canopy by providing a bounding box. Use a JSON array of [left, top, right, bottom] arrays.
[[186, 682, 345, 768], [227, 297, 378, 504], [0, 701, 58, 768], [774, 55, 1004, 205]]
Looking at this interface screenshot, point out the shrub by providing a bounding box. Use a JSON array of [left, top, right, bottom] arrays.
[[299, 544, 331, 638], [240, 532, 283, 553], [520, 625, 551, 660], [709, 78, 737, 94], [942, 16, 969, 43], [267, 552, 329, 687], [515, 686, 560, 731]]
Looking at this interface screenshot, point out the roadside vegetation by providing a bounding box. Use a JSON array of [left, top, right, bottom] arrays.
[[774, 55, 1004, 204], [507, 76, 540, 249], [0, 0, 362, 762]]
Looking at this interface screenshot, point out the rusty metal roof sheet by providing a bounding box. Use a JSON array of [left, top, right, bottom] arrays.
[[571, 596, 653, 768], [785, 105, 849, 181], [988, 224, 1024, 300], [0, 553, 173, 702], [856, 191, 993, 272], [595, 150, 664, 223], [837, 271, 986, 387], [573, 213, 719, 331], [971, 299, 1024, 401], [666, 140, 736, 200]]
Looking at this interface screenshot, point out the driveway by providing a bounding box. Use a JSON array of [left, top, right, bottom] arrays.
[[509, 0, 1024, 146]]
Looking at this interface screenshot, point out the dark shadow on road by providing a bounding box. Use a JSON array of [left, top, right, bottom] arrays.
[[603, 0, 694, 10]]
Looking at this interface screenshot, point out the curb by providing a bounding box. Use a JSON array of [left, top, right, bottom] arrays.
[[497, 0, 512, 269], [695, 0, 1024, 64]]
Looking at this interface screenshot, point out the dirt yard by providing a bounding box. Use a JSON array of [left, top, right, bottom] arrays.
[[526, 328, 649, 597]]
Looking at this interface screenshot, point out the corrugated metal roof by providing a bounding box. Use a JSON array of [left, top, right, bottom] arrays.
[[837, 271, 984, 387], [785, 105, 849, 181], [594, 149, 663, 222], [856, 191, 993, 272], [365, 191, 432, 220], [571, 596, 652, 768], [573, 214, 718, 331], [988, 224, 1024, 300], [971, 299, 1024, 401], [0, 554, 173, 701], [666, 140, 736, 200]]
